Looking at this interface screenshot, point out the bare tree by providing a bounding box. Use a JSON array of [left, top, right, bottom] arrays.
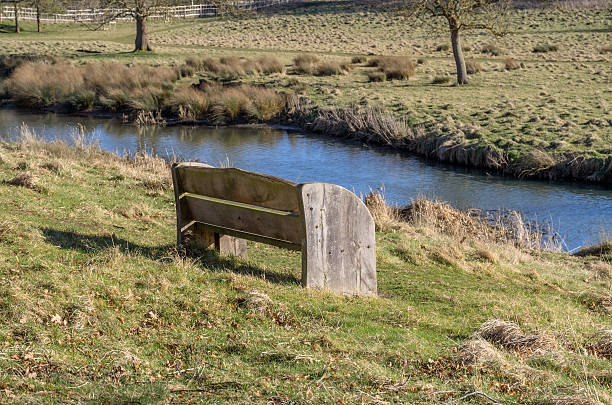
[[396, 0, 510, 84], [88, 0, 231, 52], [27, 0, 63, 32]]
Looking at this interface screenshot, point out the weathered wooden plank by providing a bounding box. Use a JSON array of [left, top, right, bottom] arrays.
[[181, 193, 304, 245], [298, 183, 377, 295], [174, 162, 301, 214], [197, 223, 301, 251]]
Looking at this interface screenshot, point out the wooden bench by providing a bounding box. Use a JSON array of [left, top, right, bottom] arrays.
[[171, 162, 376, 295]]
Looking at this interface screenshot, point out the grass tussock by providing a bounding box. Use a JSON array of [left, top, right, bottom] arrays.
[[3, 171, 40, 192], [368, 56, 415, 80], [8, 61, 178, 113], [293, 53, 319, 74], [315, 60, 350, 76], [465, 59, 482, 74], [505, 58, 522, 70], [474, 319, 553, 352], [575, 240, 612, 258], [533, 44, 559, 53], [311, 104, 414, 144], [588, 330, 612, 359], [351, 55, 368, 64], [194, 55, 285, 79], [432, 75, 451, 84], [481, 43, 502, 56]]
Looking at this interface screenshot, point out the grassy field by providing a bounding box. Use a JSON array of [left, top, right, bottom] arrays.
[[0, 128, 610, 403], [0, 2, 610, 164]]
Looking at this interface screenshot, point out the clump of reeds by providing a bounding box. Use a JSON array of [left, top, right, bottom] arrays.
[[364, 191, 557, 250], [196, 55, 285, 79], [315, 61, 349, 76], [368, 56, 415, 80], [432, 75, 451, 84], [481, 43, 502, 56], [575, 240, 612, 257], [504, 58, 521, 70], [465, 59, 482, 74], [533, 44, 559, 53], [367, 71, 386, 82], [293, 54, 319, 74], [8, 61, 178, 113], [311, 104, 413, 145]]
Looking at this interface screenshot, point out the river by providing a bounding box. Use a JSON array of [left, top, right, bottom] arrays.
[[1, 109, 610, 251]]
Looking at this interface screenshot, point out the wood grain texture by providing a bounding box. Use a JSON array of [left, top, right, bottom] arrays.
[[182, 194, 304, 245], [298, 183, 377, 295], [173, 163, 300, 214]]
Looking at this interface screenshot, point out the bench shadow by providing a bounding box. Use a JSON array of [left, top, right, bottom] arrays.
[[39, 228, 300, 286]]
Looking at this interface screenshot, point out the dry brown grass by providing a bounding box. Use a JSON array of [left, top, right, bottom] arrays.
[[3, 171, 40, 192], [505, 58, 521, 70], [364, 191, 402, 232], [369, 56, 415, 80], [588, 330, 612, 359], [475, 319, 553, 353], [465, 59, 482, 74], [8, 61, 178, 112], [455, 338, 506, 366], [293, 54, 319, 75], [311, 104, 413, 144], [576, 240, 612, 257]]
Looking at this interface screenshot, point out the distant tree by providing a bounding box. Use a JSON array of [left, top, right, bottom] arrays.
[[27, 0, 64, 32], [87, 0, 231, 52], [9, 0, 23, 33], [395, 0, 510, 85]]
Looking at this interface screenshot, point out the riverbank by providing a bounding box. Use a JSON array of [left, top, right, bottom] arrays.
[[0, 131, 610, 403], [0, 1, 610, 185]]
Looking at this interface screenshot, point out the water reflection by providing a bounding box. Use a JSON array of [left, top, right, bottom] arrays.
[[0, 109, 610, 250]]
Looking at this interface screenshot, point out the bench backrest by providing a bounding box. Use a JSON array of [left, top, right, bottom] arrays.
[[171, 162, 377, 295]]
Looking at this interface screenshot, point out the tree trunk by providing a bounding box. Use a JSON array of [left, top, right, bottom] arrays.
[[36, 5, 41, 32], [134, 15, 152, 51], [451, 28, 468, 85], [14, 2, 20, 34]]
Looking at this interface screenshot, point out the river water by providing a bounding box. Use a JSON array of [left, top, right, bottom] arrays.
[[1, 109, 610, 251]]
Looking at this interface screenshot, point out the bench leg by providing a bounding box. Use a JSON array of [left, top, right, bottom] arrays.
[[216, 234, 248, 259], [189, 224, 247, 259]]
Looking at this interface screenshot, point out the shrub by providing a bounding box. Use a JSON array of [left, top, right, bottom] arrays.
[[533, 44, 558, 53], [465, 59, 482, 75], [481, 43, 502, 56], [367, 71, 386, 82], [432, 76, 451, 84], [504, 58, 520, 70], [351, 56, 367, 64], [293, 54, 319, 75], [436, 44, 450, 52]]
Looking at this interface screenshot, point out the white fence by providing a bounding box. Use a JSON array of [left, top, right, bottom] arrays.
[[0, 0, 296, 23]]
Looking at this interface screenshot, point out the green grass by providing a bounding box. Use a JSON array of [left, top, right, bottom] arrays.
[[0, 132, 609, 403]]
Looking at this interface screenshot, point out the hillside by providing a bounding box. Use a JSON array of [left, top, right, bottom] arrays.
[[0, 129, 609, 403]]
